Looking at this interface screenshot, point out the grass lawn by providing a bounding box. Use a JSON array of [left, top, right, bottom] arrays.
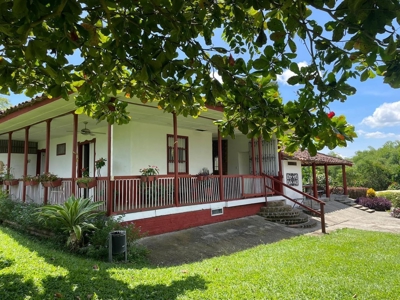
[[0, 226, 399, 300]]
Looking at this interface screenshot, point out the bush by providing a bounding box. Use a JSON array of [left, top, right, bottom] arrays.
[[78, 215, 148, 262], [387, 182, 400, 190], [366, 188, 376, 198], [377, 191, 400, 208], [355, 197, 392, 211], [391, 208, 400, 218], [347, 187, 368, 199]]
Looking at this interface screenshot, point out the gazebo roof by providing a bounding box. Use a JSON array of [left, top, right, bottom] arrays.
[[282, 150, 353, 166]]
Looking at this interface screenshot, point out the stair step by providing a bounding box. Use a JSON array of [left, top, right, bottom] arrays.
[[265, 214, 309, 225], [287, 219, 318, 229], [353, 204, 363, 209], [259, 210, 300, 218], [265, 200, 286, 207], [259, 204, 293, 213], [366, 209, 375, 213]]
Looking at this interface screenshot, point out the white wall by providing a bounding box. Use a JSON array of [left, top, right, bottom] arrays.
[[226, 135, 249, 175], [0, 153, 37, 178], [282, 160, 303, 202], [112, 121, 213, 176]]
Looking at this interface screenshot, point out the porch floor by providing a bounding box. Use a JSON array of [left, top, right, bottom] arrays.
[[137, 200, 400, 266]]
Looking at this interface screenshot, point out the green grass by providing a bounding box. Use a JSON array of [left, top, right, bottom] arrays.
[[1, 226, 399, 300]]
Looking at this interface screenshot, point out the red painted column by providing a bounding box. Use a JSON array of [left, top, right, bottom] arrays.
[[106, 123, 112, 216], [173, 112, 179, 206], [218, 129, 224, 201], [342, 165, 348, 195], [251, 138, 255, 175], [324, 163, 330, 198], [22, 126, 30, 202], [6, 132, 12, 193], [44, 119, 51, 205], [71, 113, 78, 196], [312, 163, 317, 198], [257, 137, 262, 175]]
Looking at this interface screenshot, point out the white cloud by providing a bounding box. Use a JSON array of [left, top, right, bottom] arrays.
[[276, 61, 308, 85], [357, 129, 400, 139], [361, 101, 400, 128], [210, 71, 222, 83]]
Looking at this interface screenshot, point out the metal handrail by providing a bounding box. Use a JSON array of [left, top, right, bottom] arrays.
[[262, 173, 326, 234]]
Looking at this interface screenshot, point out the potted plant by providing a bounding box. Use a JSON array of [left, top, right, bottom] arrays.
[[40, 172, 62, 188], [23, 174, 40, 186], [139, 165, 159, 183], [76, 167, 97, 189], [2, 166, 19, 186], [95, 157, 106, 177], [197, 167, 210, 181]]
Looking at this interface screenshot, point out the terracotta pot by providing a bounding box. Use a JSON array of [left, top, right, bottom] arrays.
[[42, 179, 62, 188], [77, 178, 97, 189], [25, 180, 39, 186], [4, 179, 19, 186], [141, 175, 156, 183]]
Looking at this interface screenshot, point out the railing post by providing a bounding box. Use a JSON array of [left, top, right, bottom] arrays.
[[320, 202, 326, 234]]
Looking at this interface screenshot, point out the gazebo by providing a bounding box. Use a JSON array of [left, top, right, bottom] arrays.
[[282, 150, 353, 198]]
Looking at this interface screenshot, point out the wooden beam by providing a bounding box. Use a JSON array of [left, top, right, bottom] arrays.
[[324, 163, 330, 198], [342, 165, 348, 195], [106, 123, 113, 216], [173, 112, 179, 206], [22, 126, 30, 202], [258, 137, 262, 175], [218, 129, 224, 201], [71, 113, 78, 196], [251, 138, 255, 175], [6, 132, 12, 193], [312, 163, 317, 198], [44, 119, 51, 205]]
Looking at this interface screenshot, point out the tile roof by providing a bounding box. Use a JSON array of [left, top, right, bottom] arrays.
[[0, 94, 48, 118], [282, 149, 353, 166]]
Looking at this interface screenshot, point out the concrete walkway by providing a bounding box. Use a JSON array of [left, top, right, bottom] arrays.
[[137, 200, 400, 266]]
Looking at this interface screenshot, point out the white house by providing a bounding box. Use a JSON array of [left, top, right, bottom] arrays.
[[0, 94, 347, 235]]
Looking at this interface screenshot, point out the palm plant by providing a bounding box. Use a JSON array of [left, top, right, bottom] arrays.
[[35, 195, 104, 248]]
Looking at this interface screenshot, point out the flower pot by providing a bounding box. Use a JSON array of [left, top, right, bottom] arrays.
[[42, 179, 62, 188], [77, 178, 97, 189], [4, 179, 19, 186], [141, 175, 156, 183], [25, 180, 39, 186]]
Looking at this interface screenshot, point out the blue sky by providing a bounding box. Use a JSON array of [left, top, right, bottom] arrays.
[[3, 9, 400, 159]]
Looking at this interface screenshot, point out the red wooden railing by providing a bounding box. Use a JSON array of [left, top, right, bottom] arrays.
[[263, 174, 326, 234]]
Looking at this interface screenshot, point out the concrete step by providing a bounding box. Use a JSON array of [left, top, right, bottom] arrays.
[[265, 200, 286, 207], [287, 218, 318, 229], [259, 209, 301, 218], [265, 212, 309, 225], [259, 204, 293, 213]]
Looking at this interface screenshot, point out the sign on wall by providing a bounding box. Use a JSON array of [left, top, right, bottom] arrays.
[[286, 173, 299, 186]]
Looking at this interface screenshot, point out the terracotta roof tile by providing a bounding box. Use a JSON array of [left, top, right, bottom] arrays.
[[282, 149, 353, 166]]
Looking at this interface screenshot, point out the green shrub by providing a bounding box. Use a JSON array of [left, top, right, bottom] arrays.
[[366, 188, 376, 198], [376, 191, 400, 208], [78, 215, 148, 262], [387, 182, 400, 190], [35, 195, 104, 248], [347, 187, 368, 199]]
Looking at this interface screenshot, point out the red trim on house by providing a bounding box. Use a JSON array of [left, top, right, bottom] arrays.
[[342, 165, 348, 194], [0, 94, 66, 125], [218, 129, 224, 201], [44, 119, 51, 204], [71, 113, 78, 196], [258, 137, 262, 174], [129, 202, 264, 236], [173, 112, 179, 206], [107, 123, 112, 216], [22, 126, 30, 202]]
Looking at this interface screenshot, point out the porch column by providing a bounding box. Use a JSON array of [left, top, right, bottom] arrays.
[[324, 163, 330, 198], [106, 123, 113, 216], [71, 113, 78, 196], [22, 126, 30, 202], [342, 165, 348, 195], [257, 137, 262, 175], [6, 132, 12, 193], [173, 112, 179, 206], [251, 138, 255, 175], [312, 162, 317, 198], [44, 119, 52, 205], [218, 129, 224, 201]]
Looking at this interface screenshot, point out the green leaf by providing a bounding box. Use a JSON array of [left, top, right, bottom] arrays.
[[253, 58, 269, 70], [360, 69, 369, 82], [288, 39, 297, 52], [287, 76, 300, 85], [12, 0, 29, 18]]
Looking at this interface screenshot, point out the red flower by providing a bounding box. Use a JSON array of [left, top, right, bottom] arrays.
[[229, 53, 235, 66], [327, 111, 335, 119]]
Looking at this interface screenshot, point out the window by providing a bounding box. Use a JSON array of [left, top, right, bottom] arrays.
[[167, 135, 188, 173]]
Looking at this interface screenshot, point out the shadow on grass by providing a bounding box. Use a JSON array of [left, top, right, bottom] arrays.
[[0, 226, 208, 299]]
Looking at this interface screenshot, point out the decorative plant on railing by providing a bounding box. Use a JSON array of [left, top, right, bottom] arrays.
[[35, 195, 104, 249], [39, 172, 62, 188], [2, 166, 19, 186], [95, 157, 106, 177], [197, 167, 210, 181], [22, 174, 40, 186], [139, 165, 159, 183], [76, 167, 97, 189]]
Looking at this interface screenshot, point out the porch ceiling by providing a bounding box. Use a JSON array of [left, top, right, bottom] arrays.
[[0, 94, 223, 142]]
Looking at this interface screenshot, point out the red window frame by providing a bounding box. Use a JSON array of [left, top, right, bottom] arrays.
[[167, 134, 188, 174]]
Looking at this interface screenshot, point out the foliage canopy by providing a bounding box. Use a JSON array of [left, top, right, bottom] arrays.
[[1, 0, 399, 153]]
